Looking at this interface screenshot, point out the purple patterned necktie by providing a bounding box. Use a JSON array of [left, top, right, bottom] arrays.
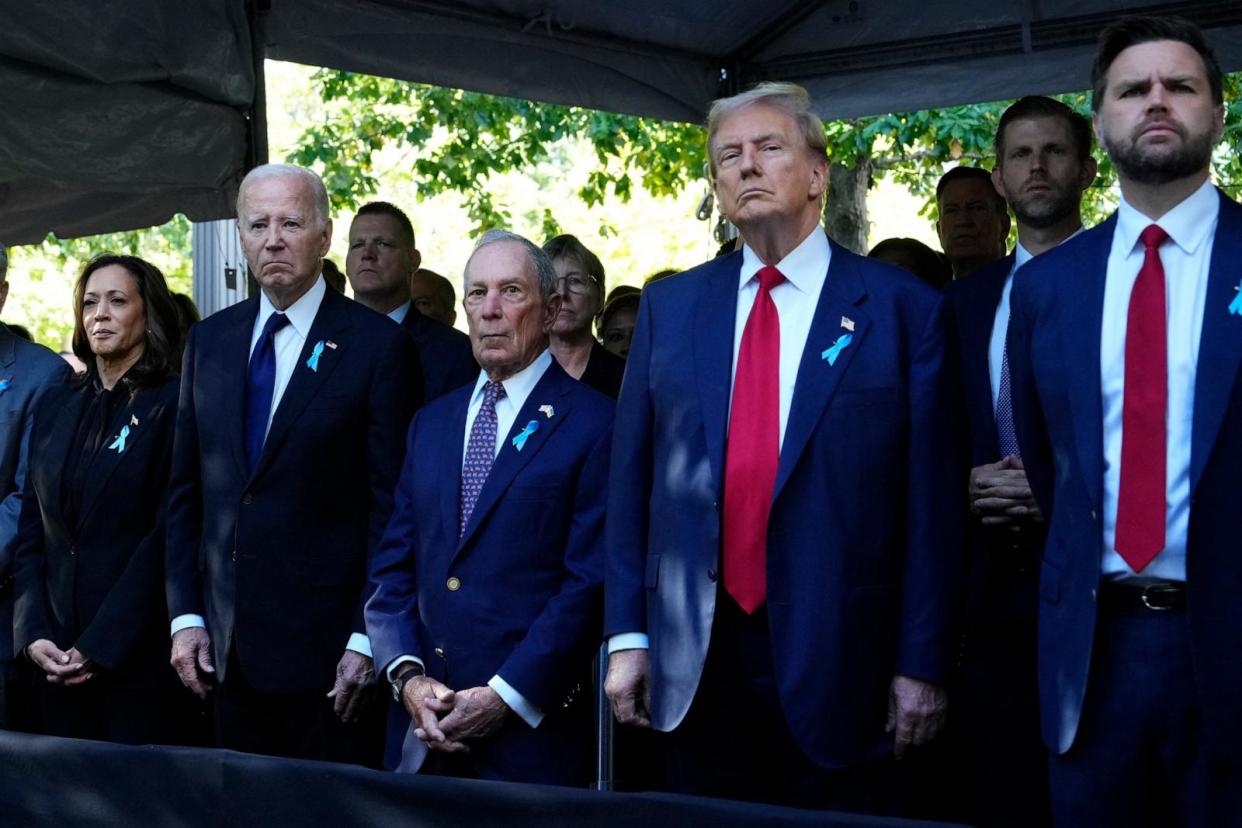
[[460, 380, 506, 538], [995, 337, 1021, 460]]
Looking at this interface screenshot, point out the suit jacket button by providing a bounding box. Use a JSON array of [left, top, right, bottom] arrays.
[[707, 568, 717, 582], [446, 577, 461, 592], [434, 647, 445, 659], [69, 546, 77, 557], [231, 549, 238, 562], [242, 494, 253, 505]]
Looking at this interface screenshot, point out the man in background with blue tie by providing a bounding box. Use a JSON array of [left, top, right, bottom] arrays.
[[166, 164, 420, 765], [943, 96, 1097, 827], [604, 82, 961, 813], [1009, 16, 1242, 824], [365, 230, 612, 784]]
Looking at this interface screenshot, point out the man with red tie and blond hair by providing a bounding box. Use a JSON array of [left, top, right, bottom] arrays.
[[1008, 15, 1242, 825], [603, 81, 961, 813]]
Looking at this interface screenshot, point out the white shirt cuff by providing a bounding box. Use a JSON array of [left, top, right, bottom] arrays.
[[346, 633, 372, 658], [607, 632, 649, 653], [489, 674, 544, 728], [385, 655, 426, 682], [170, 614, 206, 637]]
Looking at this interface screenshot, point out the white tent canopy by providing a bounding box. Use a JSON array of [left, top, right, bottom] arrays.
[[3, 0, 1241, 244]]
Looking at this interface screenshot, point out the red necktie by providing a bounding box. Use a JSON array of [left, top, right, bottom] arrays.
[[723, 265, 784, 613], [1115, 224, 1169, 573]]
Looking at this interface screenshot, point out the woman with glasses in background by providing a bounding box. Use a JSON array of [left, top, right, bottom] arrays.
[[541, 234, 626, 399]]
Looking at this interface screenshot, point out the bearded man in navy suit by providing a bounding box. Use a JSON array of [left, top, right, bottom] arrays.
[[1009, 16, 1242, 825]]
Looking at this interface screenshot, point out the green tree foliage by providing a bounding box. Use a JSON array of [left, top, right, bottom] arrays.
[[294, 69, 1242, 235]]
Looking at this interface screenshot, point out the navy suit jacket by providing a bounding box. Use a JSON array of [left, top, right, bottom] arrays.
[[13, 377, 181, 688], [366, 359, 612, 781], [166, 287, 420, 694], [398, 305, 478, 401], [605, 242, 963, 768], [0, 325, 71, 663], [1009, 188, 1242, 760]]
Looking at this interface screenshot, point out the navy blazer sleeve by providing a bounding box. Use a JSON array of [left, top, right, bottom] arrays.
[[498, 421, 612, 708], [603, 292, 655, 637], [165, 325, 206, 621]]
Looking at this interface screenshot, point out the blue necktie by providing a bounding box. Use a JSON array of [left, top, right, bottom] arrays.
[[995, 336, 1021, 459], [245, 312, 290, 473], [459, 380, 505, 538]]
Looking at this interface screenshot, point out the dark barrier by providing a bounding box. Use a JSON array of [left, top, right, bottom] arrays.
[[0, 732, 967, 827]]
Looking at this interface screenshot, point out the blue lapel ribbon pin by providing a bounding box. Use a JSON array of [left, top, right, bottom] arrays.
[[821, 333, 854, 366], [1229, 284, 1242, 316], [512, 419, 539, 451], [538, 404, 554, 419], [0, 377, 9, 395], [108, 425, 130, 454], [306, 340, 325, 372]]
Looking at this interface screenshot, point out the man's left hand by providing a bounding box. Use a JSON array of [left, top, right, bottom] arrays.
[[327, 650, 375, 722], [885, 674, 947, 759], [436, 686, 510, 745]]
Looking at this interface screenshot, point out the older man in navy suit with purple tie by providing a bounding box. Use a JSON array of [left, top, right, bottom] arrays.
[[365, 230, 612, 785]]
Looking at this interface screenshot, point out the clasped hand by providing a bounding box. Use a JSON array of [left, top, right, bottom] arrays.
[[401, 676, 509, 753], [969, 455, 1043, 527], [27, 640, 93, 686]]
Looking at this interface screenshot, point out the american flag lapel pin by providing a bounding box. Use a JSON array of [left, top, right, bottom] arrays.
[[840, 316, 855, 332], [326, 340, 338, 349]]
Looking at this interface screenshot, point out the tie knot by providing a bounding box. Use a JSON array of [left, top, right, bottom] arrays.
[[755, 266, 785, 293], [263, 312, 290, 338], [1140, 224, 1169, 250], [482, 380, 506, 407]]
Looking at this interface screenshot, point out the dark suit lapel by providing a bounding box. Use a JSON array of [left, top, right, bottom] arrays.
[[693, 254, 741, 499], [251, 289, 352, 481], [960, 257, 1012, 459], [439, 387, 472, 543], [75, 386, 169, 530], [33, 388, 88, 535], [223, 300, 259, 483], [0, 325, 15, 369], [773, 243, 870, 501], [1063, 216, 1114, 513], [1190, 192, 1242, 492], [455, 361, 575, 554]]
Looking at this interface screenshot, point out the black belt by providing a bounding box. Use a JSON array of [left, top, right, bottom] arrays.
[[1100, 580, 1187, 612]]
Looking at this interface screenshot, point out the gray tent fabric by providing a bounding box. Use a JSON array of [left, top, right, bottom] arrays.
[[3, 0, 1242, 243], [0, 1, 255, 244]]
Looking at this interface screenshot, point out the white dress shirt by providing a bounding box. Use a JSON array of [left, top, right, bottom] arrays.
[[988, 243, 1034, 409], [388, 301, 411, 325], [388, 350, 554, 729], [988, 230, 1085, 407], [1100, 179, 1218, 581], [172, 276, 372, 657], [609, 228, 832, 656]]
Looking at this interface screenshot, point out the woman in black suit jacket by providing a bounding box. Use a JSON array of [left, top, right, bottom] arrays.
[[542, 234, 626, 399], [13, 254, 204, 745]]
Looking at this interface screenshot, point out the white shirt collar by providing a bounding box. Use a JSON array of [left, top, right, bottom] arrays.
[[738, 227, 832, 296], [1116, 177, 1218, 258], [257, 275, 327, 339], [469, 348, 552, 411], [388, 300, 411, 324]]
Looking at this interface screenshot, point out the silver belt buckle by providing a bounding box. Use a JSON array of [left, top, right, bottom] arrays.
[[1140, 583, 1179, 611]]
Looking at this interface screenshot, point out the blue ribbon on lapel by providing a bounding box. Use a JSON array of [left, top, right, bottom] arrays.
[[0, 378, 9, 395], [307, 340, 325, 372], [512, 419, 539, 451], [821, 333, 854, 366], [108, 425, 130, 453], [1229, 286, 1242, 316]]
